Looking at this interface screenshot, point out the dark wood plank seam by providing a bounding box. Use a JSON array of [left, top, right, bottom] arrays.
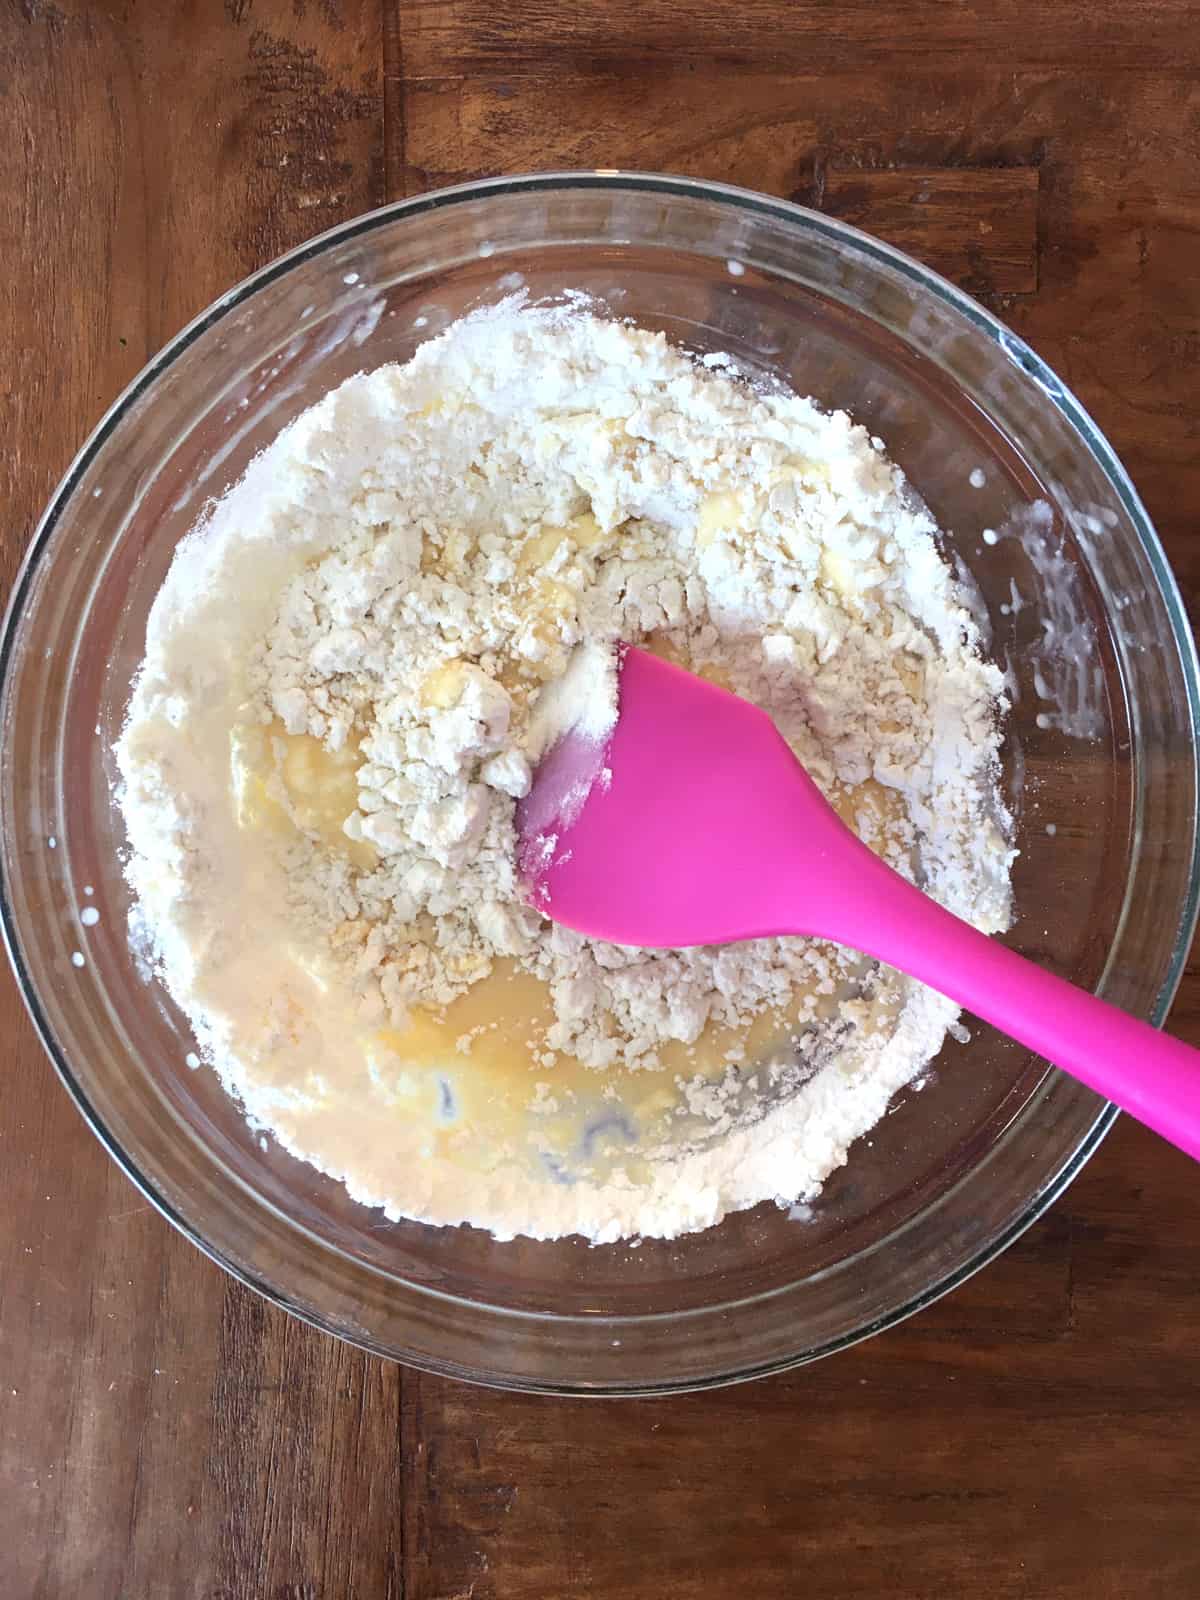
[[116, 1244, 169, 1593], [383, 0, 406, 200], [392, 1358, 407, 1600], [400, 1366, 423, 1600]]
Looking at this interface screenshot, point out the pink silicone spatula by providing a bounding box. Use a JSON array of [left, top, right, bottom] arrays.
[[517, 645, 1200, 1162]]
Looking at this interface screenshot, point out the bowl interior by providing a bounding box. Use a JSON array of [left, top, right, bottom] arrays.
[[2, 178, 1195, 1390]]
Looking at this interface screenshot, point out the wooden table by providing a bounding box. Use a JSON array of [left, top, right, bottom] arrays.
[[3, 4, 1199, 1595]]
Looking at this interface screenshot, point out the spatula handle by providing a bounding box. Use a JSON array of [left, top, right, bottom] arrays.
[[823, 846, 1200, 1162]]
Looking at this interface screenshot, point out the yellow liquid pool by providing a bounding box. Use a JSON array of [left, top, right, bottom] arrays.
[[230, 639, 908, 1181]]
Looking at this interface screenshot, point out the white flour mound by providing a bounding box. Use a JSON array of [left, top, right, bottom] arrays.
[[116, 299, 1014, 1244]]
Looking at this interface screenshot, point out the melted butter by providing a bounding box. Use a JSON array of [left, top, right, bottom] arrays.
[[775, 458, 830, 489], [234, 653, 913, 1182], [819, 547, 857, 599], [642, 631, 736, 692], [535, 576, 578, 619], [281, 734, 361, 836], [371, 955, 874, 1179], [360, 760, 906, 1181], [447, 513, 613, 691], [230, 725, 282, 833], [231, 723, 375, 867], [831, 775, 895, 828], [696, 489, 749, 549], [384, 960, 798, 1098], [421, 658, 470, 709], [517, 511, 607, 572]]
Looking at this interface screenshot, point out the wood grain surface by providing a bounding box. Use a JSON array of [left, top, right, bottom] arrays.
[[2, 2, 1198, 1596]]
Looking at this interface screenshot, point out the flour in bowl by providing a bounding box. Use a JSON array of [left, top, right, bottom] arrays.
[[116, 300, 1014, 1242]]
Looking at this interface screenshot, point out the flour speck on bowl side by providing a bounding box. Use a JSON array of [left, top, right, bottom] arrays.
[[115, 300, 1014, 1243]]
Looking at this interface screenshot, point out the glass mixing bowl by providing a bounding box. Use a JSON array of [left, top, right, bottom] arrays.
[[3, 174, 1197, 1394]]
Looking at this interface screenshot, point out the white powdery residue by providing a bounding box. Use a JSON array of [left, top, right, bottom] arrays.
[[526, 640, 619, 759], [116, 298, 1013, 1244]]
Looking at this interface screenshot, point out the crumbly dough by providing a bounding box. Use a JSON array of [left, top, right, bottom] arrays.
[[116, 300, 1014, 1243]]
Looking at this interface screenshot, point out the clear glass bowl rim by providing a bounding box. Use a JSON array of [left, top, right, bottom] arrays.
[[3, 169, 1198, 1393]]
